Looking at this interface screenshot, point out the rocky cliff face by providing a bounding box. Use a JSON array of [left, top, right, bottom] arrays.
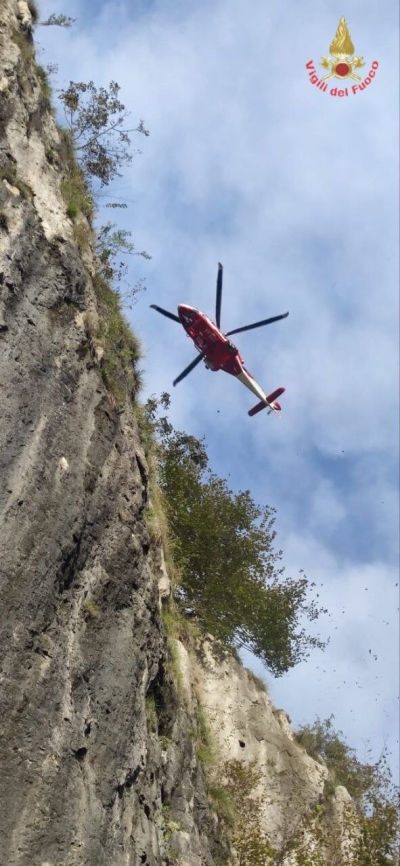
[[0, 4, 357, 865], [194, 640, 357, 863], [0, 4, 217, 865]]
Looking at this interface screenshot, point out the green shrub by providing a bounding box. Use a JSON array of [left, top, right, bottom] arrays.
[[61, 173, 94, 220], [93, 274, 142, 404], [207, 784, 235, 827], [194, 700, 214, 767], [57, 128, 94, 221], [66, 200, 78, 219], [82, 599, 100, 620], [35, 64, 53, 111]]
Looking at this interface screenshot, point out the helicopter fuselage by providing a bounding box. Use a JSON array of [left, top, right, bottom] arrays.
[[176, 303, 281, 409], [177, 304, 244, 376]]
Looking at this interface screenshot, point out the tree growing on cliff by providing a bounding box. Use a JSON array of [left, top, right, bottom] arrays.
[[41, 13, 76, 28], [58, 80, 149, 187], [221, 760, 277, 865], [144, 396, 327, 676], [55, 76, 151, 298], [95, 222, 151, 307], [295, 716, 400, 865]]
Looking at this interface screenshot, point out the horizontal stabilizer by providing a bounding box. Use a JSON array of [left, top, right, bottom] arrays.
[[248, 387, 285, 417]]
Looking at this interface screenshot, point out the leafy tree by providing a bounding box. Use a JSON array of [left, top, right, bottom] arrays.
[[357, 785, 400, 866], [295, 717, 399, 865], [296, 715, 375, 803], [145, 397, 327, 676], [58, 80, 149, 187], [56, 78, 151, 292]]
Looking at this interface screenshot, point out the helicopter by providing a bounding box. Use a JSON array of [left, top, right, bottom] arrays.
[[150, 263, 288, 417]]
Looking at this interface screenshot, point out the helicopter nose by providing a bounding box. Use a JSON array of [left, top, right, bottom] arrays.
[[177, 304, 195, 320]]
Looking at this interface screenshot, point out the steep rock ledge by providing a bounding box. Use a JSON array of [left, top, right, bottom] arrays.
[[195, 640, 357, 861]]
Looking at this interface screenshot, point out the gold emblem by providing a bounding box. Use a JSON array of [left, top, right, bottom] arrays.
[[320, 17, 365, 81]]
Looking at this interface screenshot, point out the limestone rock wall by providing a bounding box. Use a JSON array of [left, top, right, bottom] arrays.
[[188, 639, 358, 863], [198, 640, 327, 845], [0, 4, 216, 865]]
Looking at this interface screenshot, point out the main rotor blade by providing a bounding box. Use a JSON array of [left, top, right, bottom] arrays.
[[150, 304, 180, 323], [215, 263, 223, 329], [226, 311, 289, 336], [173, 352, 205, 387]]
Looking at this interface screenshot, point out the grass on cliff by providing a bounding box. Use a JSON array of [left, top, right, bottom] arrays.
[[58, 129, 94, 221], [135, 395, 184, 590], [93, 273, 143, 404], [35, 64, 53, 112], [247, 669, 269, 695], [52, 102, 147, 407], [0, 165, 34, 202], [11, 28, 35, 64], [51, 125, 143, 406], [10, 55, 147, 407]]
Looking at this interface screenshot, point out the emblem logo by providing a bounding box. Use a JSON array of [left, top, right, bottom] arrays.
[[305, 17, 379, 96], [320, 17, 364, 81]]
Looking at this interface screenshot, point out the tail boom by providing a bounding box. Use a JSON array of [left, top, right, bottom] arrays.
[[248, 387, 285, 417]]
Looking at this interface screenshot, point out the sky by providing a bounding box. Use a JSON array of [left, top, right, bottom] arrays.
[[35, 0, 399, 780]]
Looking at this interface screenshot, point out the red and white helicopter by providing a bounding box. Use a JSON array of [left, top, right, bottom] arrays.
[[150, 263, 288, 417]]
